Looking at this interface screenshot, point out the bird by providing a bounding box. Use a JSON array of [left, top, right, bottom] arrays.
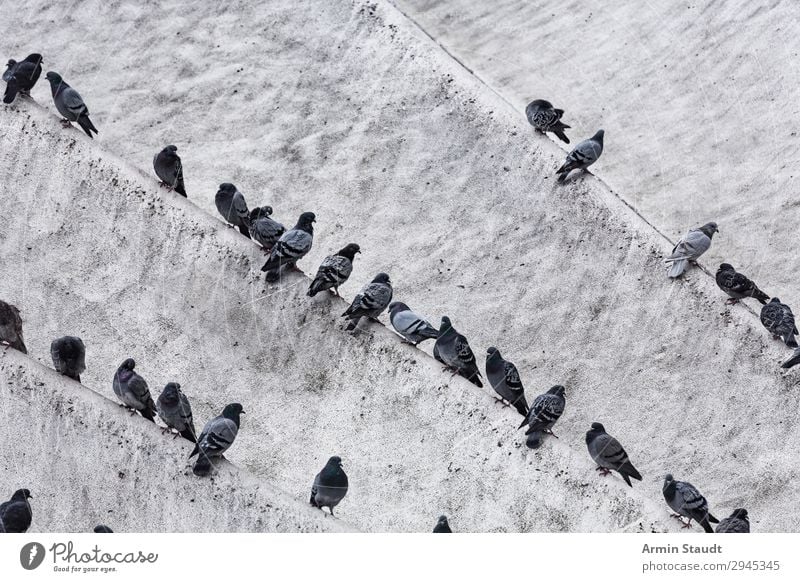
[[781, 348, 800, 370], [715, 509, 750, 533], [715, 263, 769, 305], [388, 302, 439, 345], [50, 336, 86, 382], [112, 358, 157, 422], [585, 422, 642, 487], [665, 222, 719, 278], [93, 525, 114, 533], [215, 183, 251, 238], [760, 298, 798, 348], [260, 212, 315, 282], [44, 72, 98, 138], [525, 99, 570, 143], [485, 347, 528, 416], [310, 456, 348, 516], [0, 489, 32, 533], [555, 130, 604, 182], [433, 515, 452, 533], [3, 53, 42, 104], [662, 474, 718, 533], [518, 385, 566, 449], [153, 145, 187, 197], [341, 273, 393, 331], [433, 316, 482, 387], [307, 243, 361, 297], [249, 206, 285, 251], [189, 403, 245, 476], [0, 299, 27, 354], [156, 382, 196, 442]]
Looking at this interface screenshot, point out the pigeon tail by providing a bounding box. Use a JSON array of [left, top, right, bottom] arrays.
[[174, 182, 187, 197], [785, 334, 799, 349], [192, 454, 212, 476], [3, 80, 18, 104], [180, 427, 197, 443], [512, 398, 529, 417], [77, 115, 97, 138], [698, 517, 714, 533], [140, 407, 156, 422], [237, 224, 251, 238], [753, 288, 770, 305], [10, 338, 27, 354], [668, 259, 688, 278], [781, 348, 800, 369]]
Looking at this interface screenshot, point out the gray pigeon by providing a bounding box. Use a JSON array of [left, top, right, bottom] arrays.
[[249, 206, 285, 251], [662, 474, 718, 533], [518, 385, 566, 449], [715, 263, 769, 305], [3, 53, 42, 104], [189, 403, 245, 476], [215, 183, 250, 238], [93, 525, 114, 533], [782, 348, 800, 370], [341, 273, 393, 331], [388, 301, 439, 345], [44, 72, 97, 138], [585, 422, 642, 487], [715, 508, 750, 533], [0, 488, 32, 533], [555, 129, 604, 182], [310, 456, 348, 516], [760, 297, 798, 348], [156, 382, 196, 442], [112, 358, 156, 422], [433, 515, 452, 533], [153, 145, 187, 196], [485, 347, 528, 416], [50, 336, 86, 382], [308, 243, 361, 297], [433, 316, 482, 387], [0, 299, 27, 354], [665, 222, 718, 278], [525, 99, 570, 143], [261, 212, 315, 282]]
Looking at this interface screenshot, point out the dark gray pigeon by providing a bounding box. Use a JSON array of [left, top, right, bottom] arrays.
[[585, 422, 642, 487], [525, 99, 570, 143], [261, 212, 315, 282], [44, 72, 97, 138], [665, 222, 718, 278], [153, 145, 187, 197], [433, 316, 482, 387], [156, 382, 196, 442], [433, 515, 452, 533], [0, 488, 32, 533], [112, 358, 156, 422], [50, 336, 86, 382], [781, 348, 800, 370], [342, 273, 393, 331], [215, 183, 250, 237], [518, 385, 566, 449], [662, 474, 718, 533], [249, 206, 285, 251], [0, 299, 27, 354], [715, 263, 769, 305], [715, 509, 750, 533], [308, 243, 361, 297], [310, 456, 348, 516], [3, 53, 42, 104], [555, 129, 603, 182], [760, 297, 798, 348], [388, 301, 439, 345], [190, 403, 244, 476], [485, 347, 528, 416]]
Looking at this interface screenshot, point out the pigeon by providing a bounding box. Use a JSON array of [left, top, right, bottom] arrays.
[[156, 382, 197, 442], [665, 222, 718, 278], [518, 385, 566, 449], [662, 474, 718, 533], [260, 212, 315, 282], [341, 273, 393, 331], [715, 263, 769, 305], [93, 525, 114, 533], [388, 302, 439, 345], [112, 358, 157, 422], [525, 99, 570, 143], [555, 130, 604, 183], [215, 183, 250, 238], [307, 243, 361, 297], [781, 348, 800, 370], [433, 316, 482, 387], [715, 509, 750, 533], [3, 53, 42, 104], [0, 299, 27, 354], [153, 145, 187, 197], [44, 72, 98, 138], [189, 403, 245, 476], [0, 489, 32, 533], [485, 347, 528, 416], [433, 515, 452, 533], [760, 298, 798, 348], [50, 336, 86, 382], [310, 456, 348, 516], [249, 206, 285, 251], [585, 422, 642, 487]]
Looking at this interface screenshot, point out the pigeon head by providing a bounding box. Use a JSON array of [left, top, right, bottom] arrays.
[[486, 346, 501, 359], [337, 243, 361, 260], [388, 301, 409, 314], [222, 403, 245, 423], [327, 455, 343, 468], [24, 54, 43, 64], [548, 385, 566, 397], [218, 182, 236, 194], [6, 59, 16, 68], [250, 205, 273, 220], [296, 212, 316, 232], [436, 515, 449, 526], [699, 222, 719, 238], [718, 263, 734, 272], [528, 99, 552, 109], [589, 422, 605, 432], [44, 71, 63, 85], [94, 525, 113, 533], [372, 272, 391, 285], [439, 316, 453, 332], [161, 382, 181, 403], [119, 358, 136, 371], [593, 129, 605, 143], [731, 508, 748, 520], [12, 488, 32, 501]]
